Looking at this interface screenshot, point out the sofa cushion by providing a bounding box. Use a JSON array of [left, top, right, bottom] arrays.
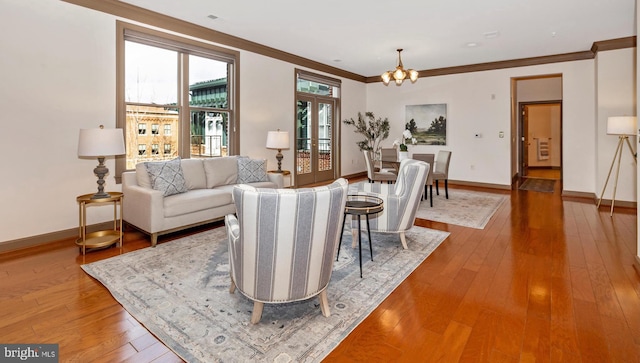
[[144, 157, 188, 196], [163, 188, 232, 217], [180, 158, 206, 190], [237, 158, 268, 184], [204, 156, 239, 188]]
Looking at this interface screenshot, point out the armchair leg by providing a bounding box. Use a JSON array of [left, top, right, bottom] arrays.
[[435, 180, 439, 195], [319, 290, 331, 317], [351, 228, 358, 248], [151, 233, 158, 247], [399, 232, 408, 249], [250, 301, 264, 324], [229, 280, 236, 294]]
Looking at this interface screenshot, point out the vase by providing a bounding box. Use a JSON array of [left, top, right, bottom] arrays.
[[398, 151, 409, 161]]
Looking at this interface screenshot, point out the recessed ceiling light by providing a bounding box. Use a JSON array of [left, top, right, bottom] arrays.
[[551, 31, 557, 37], [333, 59, 342, 63], [466, 42, 479, 48], [483, 31, 499, 39], [207, 14, 218, 20]]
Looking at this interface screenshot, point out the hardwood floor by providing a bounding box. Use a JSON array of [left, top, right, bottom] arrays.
[[524, 167, 562, 180], [1, 180, 639, 362]]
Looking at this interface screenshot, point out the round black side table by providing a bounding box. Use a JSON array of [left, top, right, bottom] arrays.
[[337, 194, 384, 278]]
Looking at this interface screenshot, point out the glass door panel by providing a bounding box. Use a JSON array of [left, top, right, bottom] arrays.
[[318, 102, 332, 172], [297, 99, 313, 180]]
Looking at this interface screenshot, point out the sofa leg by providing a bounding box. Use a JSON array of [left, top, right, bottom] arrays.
[[229, 280, 236, 294], [250, 301, 264, 324], [319, 290, 331, 317], [151, 233, 158, 247]]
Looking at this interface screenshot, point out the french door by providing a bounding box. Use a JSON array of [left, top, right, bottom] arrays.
[[296, 95, 337, 186]]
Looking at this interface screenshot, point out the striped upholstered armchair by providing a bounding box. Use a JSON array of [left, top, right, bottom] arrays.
[[224, 178, 348, 324], [349, 159, 429, 249]]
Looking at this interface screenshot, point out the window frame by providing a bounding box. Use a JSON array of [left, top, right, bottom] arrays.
[[115, 21, 240, 180]]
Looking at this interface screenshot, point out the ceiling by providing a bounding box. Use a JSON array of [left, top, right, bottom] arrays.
[[120, 0, 636, 78]]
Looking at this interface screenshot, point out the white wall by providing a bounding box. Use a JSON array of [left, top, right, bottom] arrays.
[[637, 0, 640, 266], [0, 0, 366, 244], [1, 0, 118, 242], [596, 48, 637, 202], [366, 60, 597, 191], [239, 52, 367, 178]]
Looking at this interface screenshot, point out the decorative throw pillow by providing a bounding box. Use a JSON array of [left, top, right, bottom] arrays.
[[144, 157, 188, 196], [237, 158, 268, 184]]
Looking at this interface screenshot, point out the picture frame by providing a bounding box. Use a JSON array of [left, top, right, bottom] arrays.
[[405, 104, 447, 145]]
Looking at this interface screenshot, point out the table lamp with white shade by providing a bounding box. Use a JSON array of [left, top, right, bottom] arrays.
[[597, 116, 637, 215], [266, 129, 290, 173], [78, 125, 126, 199]]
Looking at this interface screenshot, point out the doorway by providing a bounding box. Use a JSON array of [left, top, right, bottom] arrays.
[[295, 70, 340, 187], [295, 95, 338, 186], [519, 102, 563, 180]]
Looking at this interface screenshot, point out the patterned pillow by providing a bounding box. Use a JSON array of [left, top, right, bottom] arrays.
[[237, 158, 268, 184], [144, 157, 188, 196]]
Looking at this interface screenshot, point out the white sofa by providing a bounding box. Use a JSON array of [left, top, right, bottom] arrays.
[[122, 156, 283, 246]]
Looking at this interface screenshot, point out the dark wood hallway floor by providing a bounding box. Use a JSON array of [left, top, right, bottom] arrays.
[[1, 181, 638, 362]]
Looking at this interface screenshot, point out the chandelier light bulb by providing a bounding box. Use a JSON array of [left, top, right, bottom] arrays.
[[381, 71, 391, 85], [408, 69, 419, 82], [393, 68, 406, 81], [381, 48, 419, 86]]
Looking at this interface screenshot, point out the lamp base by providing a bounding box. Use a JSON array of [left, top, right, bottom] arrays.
[[91, 191, 111, 200], [91, 157, 110, 199], [275, 150, 284, 173]]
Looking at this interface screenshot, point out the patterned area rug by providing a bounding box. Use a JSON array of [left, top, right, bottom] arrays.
[[82, 225, 449, 362], [415, 189, 508, 229], [519, 178, 556, 193]]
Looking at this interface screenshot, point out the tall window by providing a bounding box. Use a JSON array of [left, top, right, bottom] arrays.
[[117, 22, 239, 172]]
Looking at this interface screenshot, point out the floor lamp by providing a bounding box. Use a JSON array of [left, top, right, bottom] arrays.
[[597, 116, 637, 216]]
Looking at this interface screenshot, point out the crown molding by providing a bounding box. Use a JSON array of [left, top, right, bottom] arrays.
[[365, 50, 596, 82], [63, 0, 635, 84], [62, 0, 367, 82], [591, 36, 637, 52]]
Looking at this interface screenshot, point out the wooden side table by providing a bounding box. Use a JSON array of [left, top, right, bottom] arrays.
[[76, 192, 123, 255]]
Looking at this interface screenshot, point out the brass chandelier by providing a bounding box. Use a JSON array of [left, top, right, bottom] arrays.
[[381, 48, 419, 86]]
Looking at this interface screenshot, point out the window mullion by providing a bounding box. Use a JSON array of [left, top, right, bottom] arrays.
[[179, 52, 191, 158]]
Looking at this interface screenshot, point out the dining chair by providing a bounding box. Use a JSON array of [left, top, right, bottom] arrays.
[[380, 147, 398, 170], [411, 153, 435, 207], [432, 150, 452, 199], [363, 150, 397, 184]]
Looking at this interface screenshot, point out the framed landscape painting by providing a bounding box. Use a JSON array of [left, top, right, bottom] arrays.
[[405, 104, 447, 145]]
